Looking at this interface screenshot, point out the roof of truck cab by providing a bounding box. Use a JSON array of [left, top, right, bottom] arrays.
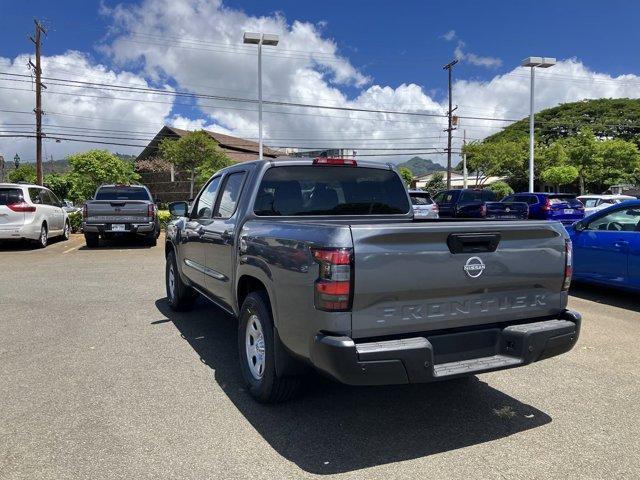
[[236, 157, 396, 170]]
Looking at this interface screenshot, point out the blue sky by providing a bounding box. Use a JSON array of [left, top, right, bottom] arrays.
[[1, 0, 640, 162]]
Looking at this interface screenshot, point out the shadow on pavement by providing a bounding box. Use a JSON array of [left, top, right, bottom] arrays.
[[570, 282, 640, 313], [0, 237, 67, 251], [77, 236, 156, 250], [154, 297, 551, 475]]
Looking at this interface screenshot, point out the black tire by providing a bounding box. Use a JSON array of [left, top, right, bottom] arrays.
[[62, 221, 70, 241], [84, 232, 99, 248], [238, 291, 301, 403], [145, 231, 157, 247], [166, 250, 198, 310], [35, 223, 48, 248]]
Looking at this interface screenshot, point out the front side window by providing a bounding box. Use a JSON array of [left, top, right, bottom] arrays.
[[254, 166, 409, 216], [216, 172, 246, 218], [587, 207, 640, 231], [193, 177, 221, 219]]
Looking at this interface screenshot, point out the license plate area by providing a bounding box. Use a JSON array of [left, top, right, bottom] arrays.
[[111, 224, 126, 231]]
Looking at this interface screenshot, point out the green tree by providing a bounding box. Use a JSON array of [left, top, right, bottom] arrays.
[[7, 164, 36, 183], [487, 181, 514, 200], [67, 150, 139, 202], [596, 138, 640, 189], [422, 171, 446, 196], [560, 129, 600, 194], [541, 165, 579, 189], [399, 167, 413, 186], [44, 173, 72, 200], [159, 131, 232, 197]]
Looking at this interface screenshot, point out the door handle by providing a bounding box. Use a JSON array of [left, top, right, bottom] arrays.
[[613, 240, 629, 249]]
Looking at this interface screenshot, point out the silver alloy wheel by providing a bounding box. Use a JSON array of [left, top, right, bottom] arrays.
[[245, 314, 266, 380], [40, 225, 47, 247], [168, 263, 176, 301], [63, 222, 70, 239]]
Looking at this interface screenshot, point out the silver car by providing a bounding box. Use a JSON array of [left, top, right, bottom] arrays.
[[408, 189, 439, 219], [0, 183, 70, 248]]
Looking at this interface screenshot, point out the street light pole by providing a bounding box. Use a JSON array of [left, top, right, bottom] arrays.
[[244, 32, 279, 160], [521, 57, 556, 192]]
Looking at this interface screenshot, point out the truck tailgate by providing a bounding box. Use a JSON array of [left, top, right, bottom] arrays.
[[349, 221, 567, 338], [86, 201, 150, 222]]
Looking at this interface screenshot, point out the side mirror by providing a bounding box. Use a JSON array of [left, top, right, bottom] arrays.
[[574, 221, 586, 232], [168, 201, 189, 218]]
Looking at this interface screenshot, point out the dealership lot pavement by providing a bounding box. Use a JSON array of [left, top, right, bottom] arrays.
[[1, 235, 639, 480]]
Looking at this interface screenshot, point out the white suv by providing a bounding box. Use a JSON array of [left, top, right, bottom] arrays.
[[0, 183, 70, 248]]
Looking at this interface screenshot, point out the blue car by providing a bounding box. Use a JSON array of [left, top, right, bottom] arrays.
[[566, 200, 640, 291], [502, 192, 585, 224]]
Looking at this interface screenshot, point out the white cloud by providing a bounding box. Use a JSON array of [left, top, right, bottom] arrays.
[[441, 30, 457, 42], [3, 1, 640, 169], [0, 51, 173, 162], [454, 40, 502, 68]]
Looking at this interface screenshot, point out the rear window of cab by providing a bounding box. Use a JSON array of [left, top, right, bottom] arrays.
[[254, 166, 410, 216]]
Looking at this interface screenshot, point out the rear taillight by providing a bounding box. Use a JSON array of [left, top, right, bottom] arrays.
[[543, 198, 551, 212], [7, 202, 36, 213], [148, 204, 156, 220], [313, 157, 357, 166], [311, 247, 352, 311], [82, 204, 88, 220], [563, 239, 573, 291], [433, 204, 439, 214]]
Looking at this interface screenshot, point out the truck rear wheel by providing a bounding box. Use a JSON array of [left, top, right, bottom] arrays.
[[166, 250, 198, 311], [84, 232, 99, 248], [238, 291, 300, 403]]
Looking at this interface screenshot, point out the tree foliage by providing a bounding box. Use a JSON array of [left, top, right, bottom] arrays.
[[67, 150, 139, 201], [398, 167, 413, 186], [422, 171, 446, 196], [487, 181, 514, 200], [7, 164, 36, 183], [159, 131, 232, 196], [541, 165, 579, 186], [44, 173, 73, 200]]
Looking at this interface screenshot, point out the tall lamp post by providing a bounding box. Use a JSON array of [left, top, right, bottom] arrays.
[[521, 57, 556, 192], [243, 32, 279, 160]]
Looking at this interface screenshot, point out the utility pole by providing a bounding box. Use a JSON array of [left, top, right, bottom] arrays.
[[443, 59, 458, 189], [30, 19, 47, 186], [462, 129, 468, 189]]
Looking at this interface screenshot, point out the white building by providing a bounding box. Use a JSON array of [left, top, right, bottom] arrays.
[[413, 171, 506, 189]]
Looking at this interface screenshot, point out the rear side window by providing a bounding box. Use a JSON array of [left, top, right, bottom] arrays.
[[28, 188, 46, 204], [460, 190, 484, 202], [409, 193, 433, 205], [215, 172, 246, 218], [254, 166, 410, 216], [95, 186, 151, 201], [0, 188, 23, 205]]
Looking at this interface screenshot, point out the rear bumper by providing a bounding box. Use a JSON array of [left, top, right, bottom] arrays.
[[0, 223, 41, 240], [83, 221, 156, 234], [310, 310, 581, 386]]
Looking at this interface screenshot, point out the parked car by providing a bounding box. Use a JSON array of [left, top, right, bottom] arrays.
[[503, 192, 585, 224], [0, 183, 70, 248], [577, 194, 636, 216], [566, 200, 640, 291], [61, 199, 82, 215], [433, 189, 528, 219], [408, 189, 439, 218], [164, 157, 580, 403], [82, 184, 160, 247]]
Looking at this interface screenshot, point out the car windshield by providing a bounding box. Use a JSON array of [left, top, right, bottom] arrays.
[[0, 188, 23, 205], [254, 165, 410, 216], [549, 195, 582, 207], [95, 186, 151, 201], [409, 193, 433, 205]]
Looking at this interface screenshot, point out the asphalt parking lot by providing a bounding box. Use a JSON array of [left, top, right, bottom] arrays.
[[1, 234, 639, 480]]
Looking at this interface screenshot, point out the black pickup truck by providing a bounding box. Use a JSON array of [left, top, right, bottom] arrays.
[[434, 188, 529, 219], [165, 158, 579, 403]]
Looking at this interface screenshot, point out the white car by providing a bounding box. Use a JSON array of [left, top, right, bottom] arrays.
[[0, 183, 70, 248], [577, 194, 636, 216], [408, 190, 439, 219]]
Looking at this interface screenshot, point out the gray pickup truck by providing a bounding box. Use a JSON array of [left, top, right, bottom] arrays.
[[83, 184, 160, 247], [165, 157, 580, 403]]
